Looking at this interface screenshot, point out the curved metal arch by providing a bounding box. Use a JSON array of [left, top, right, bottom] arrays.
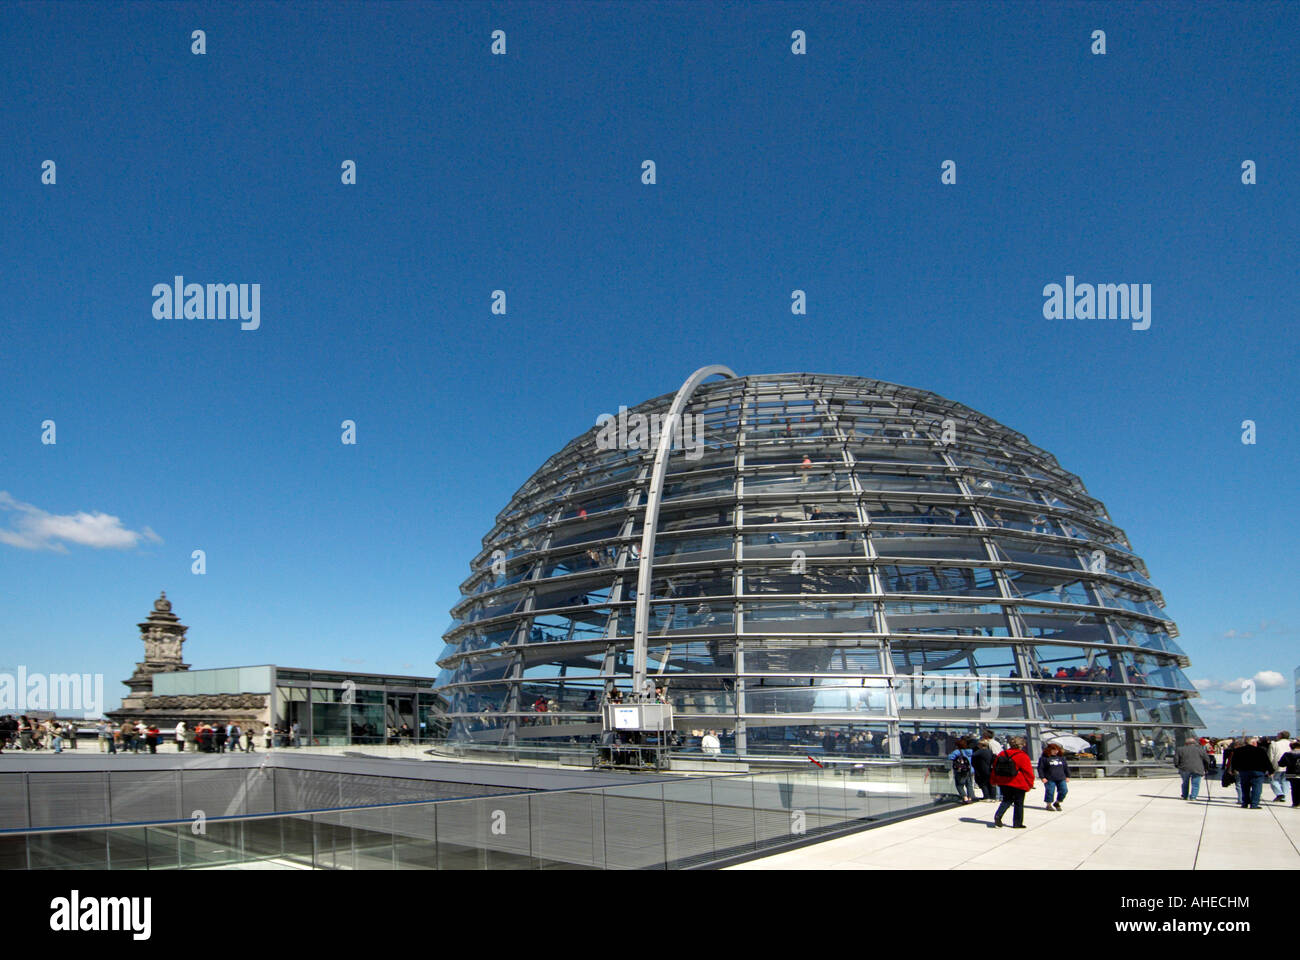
[[631, 364, 738, 696]]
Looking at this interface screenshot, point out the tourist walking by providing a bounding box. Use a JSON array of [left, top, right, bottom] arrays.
[[990, 736, 1035, 828], [263, 725, 273, 750], [245, 727, 256, 752], [175, 721, 187, 752], [1267, 732, 1292, 803], [1174, 736, 1211, 799], [1037, 742, 1070, 809], [1222, 740, 1243, 804], [1230, 737, 1274, 809], [229, 723, 242, 752], [948, 737, 976, 803], [1277, 741, 1300, 807], [972, 739, 997, 800]]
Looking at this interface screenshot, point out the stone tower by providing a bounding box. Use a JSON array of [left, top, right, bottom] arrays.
[[119, 590, 190, 710]]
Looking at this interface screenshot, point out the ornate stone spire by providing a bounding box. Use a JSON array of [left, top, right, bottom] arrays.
[[120, 590, 191, 709]]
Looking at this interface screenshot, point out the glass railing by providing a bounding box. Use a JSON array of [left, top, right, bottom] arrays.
[[0, 762, 955, 870]]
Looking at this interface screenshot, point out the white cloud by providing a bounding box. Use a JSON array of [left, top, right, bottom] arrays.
[[1194, 697, 1296, 735], [1194, 670, 1288, 694], [0, 491, 161, 552]]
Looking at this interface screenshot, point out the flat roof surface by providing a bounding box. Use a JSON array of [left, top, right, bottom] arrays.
[[729, 775, 1300, 870]]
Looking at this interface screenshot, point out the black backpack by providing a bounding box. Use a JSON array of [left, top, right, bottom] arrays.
[[952, 753, 971, 776], [994, 751, 1018, 778]]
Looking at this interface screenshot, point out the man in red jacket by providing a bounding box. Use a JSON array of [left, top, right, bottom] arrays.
[[990, 736, 1036, 828]]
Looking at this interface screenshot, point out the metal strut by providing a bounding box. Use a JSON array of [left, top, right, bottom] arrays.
[[630, 365, 738, 698]]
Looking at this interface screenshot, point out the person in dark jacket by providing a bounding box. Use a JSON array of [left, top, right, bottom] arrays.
[[1229, 737, 1274, 809], [948, 737, 976, 803], [990, 736, 1035, 827], [1174, 736, 1212, 801], [971, 739, 996, 800], [1037, 742, 1070, 810], [1277, 741, 1300, 807], [1222, 741, 1242, 804]]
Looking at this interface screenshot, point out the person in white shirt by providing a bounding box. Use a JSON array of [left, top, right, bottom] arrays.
[[1268, 732, 1293, 802], [175, 721, 187, 752], [701, 730, 721, 756]]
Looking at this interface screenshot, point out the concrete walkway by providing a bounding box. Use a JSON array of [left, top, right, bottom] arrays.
[[729, 776, 1300, 870]]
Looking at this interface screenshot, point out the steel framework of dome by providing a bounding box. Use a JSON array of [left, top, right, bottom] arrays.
[[435, 369, 1201, 763]]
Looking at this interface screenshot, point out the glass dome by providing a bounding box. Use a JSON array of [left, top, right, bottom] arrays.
[[435, 370, 1200, 763]]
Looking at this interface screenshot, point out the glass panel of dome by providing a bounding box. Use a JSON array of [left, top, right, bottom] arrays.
[[1003, 567, 1092, 603], [1092, 581, 1171, 620], [863, 500, 975, 525], [644, 641, 735, 673], [746, 683, 891, 715], [744, 471, 852, 495], [473, 589, 526, 621], [878, 564, 999, 596], [654, 532, 732, 561], [561, 493, 625, 519], [663, 681, 734, 713], [883, 599, 1010, 636], [981, 507, 1047, 532], [503, 534, 543, 558], [871, 531, 989, 560], [990, 538, 1085, 569], [888, 642, 992, 673], [1111, 618, 1184, 656], [971, 477, 1041, 503], [653, 505, 733, 533], [742, 532, 865, 561], [743, 642, 882, 673], [527, 614, 606, 644], [662, 473, 734, 500], [648, 600, 733, 633], [532, 583, 608, 611], [846, 441, 945, 464], [650, 568, 734, 598], [1029, 644, 1120, 671], [549, 520, 621, 548], [856, 472, 960, 494], [742, 563, 872, 595], [1016, 605, 1112, 644], [540, 549, 610, 578], [741, 599, 875, 632]]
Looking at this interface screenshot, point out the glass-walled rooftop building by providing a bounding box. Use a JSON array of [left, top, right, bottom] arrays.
[[434, 370, 1201, 763], [152, 665, 448, 745]]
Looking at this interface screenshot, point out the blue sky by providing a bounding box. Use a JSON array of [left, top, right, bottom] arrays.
[[1, 1, 1295, 731]]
